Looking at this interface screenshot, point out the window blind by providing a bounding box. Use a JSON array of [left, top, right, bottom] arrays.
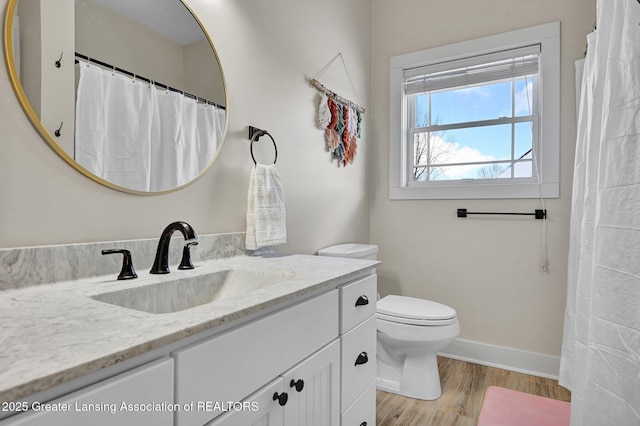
[[404, 45, 540, 95]]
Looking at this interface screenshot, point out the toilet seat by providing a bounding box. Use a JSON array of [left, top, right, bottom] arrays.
[[377, 295, 457, 326], [378, 312, 458, 326]]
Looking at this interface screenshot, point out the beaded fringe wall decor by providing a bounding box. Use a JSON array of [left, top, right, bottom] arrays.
[[310, 53, 365, 167]]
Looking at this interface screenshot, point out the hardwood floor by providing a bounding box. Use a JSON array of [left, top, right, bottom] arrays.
[[376, 357, 571, 426]]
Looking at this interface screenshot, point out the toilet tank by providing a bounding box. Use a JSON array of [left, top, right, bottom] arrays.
[[317, 243, 378, 260]]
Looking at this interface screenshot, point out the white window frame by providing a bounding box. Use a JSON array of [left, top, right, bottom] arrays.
[[389, 22, 560, 200]]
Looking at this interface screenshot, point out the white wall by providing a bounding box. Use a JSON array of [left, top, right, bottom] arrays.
[[370, 0, 595, 359], [0, 0, 371, 253], [75, 0, 185, 89], [183, 39, 224, 105]]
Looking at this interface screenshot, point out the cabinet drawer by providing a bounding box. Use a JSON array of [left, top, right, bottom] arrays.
[[340, 274, 377, 334], [341, 381, 376, 426], [341, 315, 377, 411], [1, 358, 174, 426], [173, 290, 339, 426]]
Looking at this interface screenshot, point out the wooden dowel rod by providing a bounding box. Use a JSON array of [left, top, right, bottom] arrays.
[[310, 79, 365, 113]]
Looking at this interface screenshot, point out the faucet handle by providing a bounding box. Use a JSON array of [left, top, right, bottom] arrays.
[[102, 249, 138, 280], [178, 241, 198, 270]]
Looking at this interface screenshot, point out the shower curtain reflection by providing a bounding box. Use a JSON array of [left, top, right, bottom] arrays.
[[75, 61, 220, 192]]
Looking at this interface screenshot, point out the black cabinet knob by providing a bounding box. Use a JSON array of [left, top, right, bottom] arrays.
[[360, 423, 368, 426], [355, 352, 369, 366], [290, 379, 304, 392], [355, 295, 369, 306], [273, 392, 288, 406]]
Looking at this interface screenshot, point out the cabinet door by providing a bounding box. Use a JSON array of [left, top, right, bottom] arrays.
[[282, 340, 340, 426], [207, 378, 284, 426], [1, 358, 174, 426]]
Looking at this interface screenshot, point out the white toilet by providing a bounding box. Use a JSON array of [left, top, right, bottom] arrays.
[[318, 243, 460, 401]]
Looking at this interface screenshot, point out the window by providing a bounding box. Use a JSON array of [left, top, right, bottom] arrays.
[[389, 22, 560, 199]]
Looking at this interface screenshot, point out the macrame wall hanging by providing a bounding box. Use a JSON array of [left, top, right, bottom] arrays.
[[310, 53, 365, 167]]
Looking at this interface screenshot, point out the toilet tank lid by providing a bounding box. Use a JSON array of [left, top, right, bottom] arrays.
[[377, 295, 457, 321], [317, 243, 378, 258]]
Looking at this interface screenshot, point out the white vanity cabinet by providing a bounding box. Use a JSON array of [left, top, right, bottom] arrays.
[[1, 358, 174, 426], [176, 273, 377, 426], [0, 269, 378, 426]]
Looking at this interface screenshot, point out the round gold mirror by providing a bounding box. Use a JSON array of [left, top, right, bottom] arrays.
[[4, 0, 227, 194]]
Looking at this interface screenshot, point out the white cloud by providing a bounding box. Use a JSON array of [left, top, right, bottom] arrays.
[[418, 135, 495, 179]]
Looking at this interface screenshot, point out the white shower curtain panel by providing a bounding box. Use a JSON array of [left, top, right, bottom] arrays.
[[75, 63, 153, 192], [560, 1, 640, 425], [75, 62, 219, 192], [149, 92, 218, 192], [197, 103, 220, 173]]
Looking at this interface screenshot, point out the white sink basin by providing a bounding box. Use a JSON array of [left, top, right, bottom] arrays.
[[91, 269, 296, 314]]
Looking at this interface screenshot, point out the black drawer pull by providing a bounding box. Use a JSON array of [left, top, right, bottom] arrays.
[[290, 379, 304, 392], [273, 392, 288, 406], [355, 352, 369, 366], [355, 295, 369, 307]]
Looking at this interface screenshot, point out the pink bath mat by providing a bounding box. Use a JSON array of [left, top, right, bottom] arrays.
[[477, 386, 570, 426]]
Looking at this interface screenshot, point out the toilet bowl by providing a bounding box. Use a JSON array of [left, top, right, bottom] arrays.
[[318, 244, 460, 401], [377, 295, 459, 400]]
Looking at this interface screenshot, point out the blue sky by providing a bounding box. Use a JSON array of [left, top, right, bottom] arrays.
[[414, 77, 534, 179]]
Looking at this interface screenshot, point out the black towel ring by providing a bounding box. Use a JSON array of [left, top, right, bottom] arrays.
[[250, 128, 278, 165]]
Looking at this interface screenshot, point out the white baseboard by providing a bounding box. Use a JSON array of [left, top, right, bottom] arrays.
[[438, 338, 561, 380]]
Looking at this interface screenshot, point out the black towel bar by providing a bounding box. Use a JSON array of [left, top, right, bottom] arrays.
[[457, 209, 546, 220]]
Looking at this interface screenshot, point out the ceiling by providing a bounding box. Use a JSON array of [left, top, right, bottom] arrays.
[[89, 0, 206, 46]]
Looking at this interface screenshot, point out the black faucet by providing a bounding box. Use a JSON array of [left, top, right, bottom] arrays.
[[150, 221, 198, 274]]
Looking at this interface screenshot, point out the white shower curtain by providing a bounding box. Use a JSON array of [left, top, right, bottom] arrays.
[[560, 1, 640, 425], [149, 90, 218, 192], [197, 103, 220, 173], [149, 89, 185, 192], [75, 62, 220, 192], [75, 63, 153, 192]]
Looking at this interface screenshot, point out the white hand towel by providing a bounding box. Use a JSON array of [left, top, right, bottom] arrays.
[[245, 164, 287, 250]]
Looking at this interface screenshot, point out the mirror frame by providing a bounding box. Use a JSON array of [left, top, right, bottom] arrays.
[[3, 0, 228, 195]]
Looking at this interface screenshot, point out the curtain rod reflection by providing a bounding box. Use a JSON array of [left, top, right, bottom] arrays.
[[74, 52, 225, 110]]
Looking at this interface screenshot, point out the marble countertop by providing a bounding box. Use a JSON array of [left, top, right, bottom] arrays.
[[0, 253, 378, 404]]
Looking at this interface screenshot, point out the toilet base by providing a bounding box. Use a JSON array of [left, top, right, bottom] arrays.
[[376, 351, 443, 400], [375, 302, 460, 401]]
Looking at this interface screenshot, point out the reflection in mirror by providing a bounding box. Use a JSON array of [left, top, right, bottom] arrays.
[[7, 0, 227, 193]]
